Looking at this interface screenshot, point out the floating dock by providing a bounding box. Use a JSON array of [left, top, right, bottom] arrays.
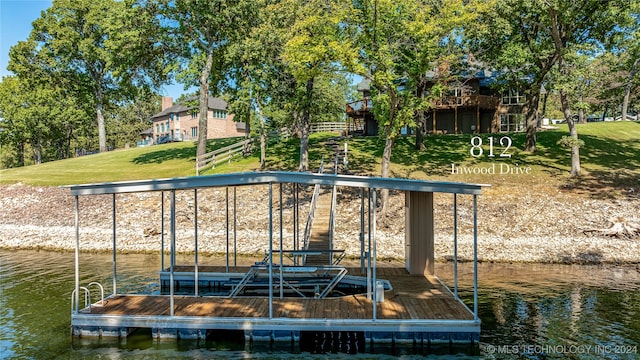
[[67, 170, 485, 346]]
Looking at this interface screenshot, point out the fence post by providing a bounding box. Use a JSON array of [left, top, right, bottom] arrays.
[[211, 154, 216, 170]]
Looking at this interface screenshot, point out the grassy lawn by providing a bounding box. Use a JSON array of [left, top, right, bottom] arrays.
[[0, 137, 243, 186], [1, 122, 638, 197]]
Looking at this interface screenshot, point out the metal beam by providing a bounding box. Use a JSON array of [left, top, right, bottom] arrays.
[[67, 171, 486, 196]]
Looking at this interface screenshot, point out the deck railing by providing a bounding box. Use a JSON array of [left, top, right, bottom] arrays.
[[346, 98, 373, 116], [433, 95, 500, 109]]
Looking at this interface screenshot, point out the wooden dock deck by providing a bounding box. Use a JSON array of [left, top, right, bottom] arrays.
[[72, 266, 478, 341]]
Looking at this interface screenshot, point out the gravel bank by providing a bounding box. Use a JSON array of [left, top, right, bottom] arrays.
[[1, 182, 639, 264]]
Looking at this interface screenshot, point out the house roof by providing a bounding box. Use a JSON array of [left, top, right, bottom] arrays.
[[151, 96, 227, 119]]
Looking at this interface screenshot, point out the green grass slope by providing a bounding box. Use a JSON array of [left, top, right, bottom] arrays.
[[1, 122, 638, 196]]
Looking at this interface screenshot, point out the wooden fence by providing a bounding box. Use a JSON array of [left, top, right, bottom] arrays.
[[195, 124, 343, 175], [310, 122, 346, 133], [195, 138, 252, 175]]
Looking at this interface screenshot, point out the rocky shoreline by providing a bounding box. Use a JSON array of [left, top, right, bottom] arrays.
[[1, 182, 639, 264]]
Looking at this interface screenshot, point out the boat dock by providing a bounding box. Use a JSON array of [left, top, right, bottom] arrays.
[[67, 170, 486, 346]]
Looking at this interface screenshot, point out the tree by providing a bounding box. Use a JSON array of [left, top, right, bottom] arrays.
[[471, 0, 559, 152], [352, 0, 481, 212], [615, 1, 640, 120], [107, 92, 160, 149], [401, 0, 487, 150], [10, 0, 169, 154], [0, 77, 30, 167], [160, 0, 257, 158], [226, 0, 354, 171], [0, 75, 86, 167], [545, 0, 623, 177], [280, 0, 356, 171]]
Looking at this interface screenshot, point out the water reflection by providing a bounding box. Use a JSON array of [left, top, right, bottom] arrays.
[[1, 250, 639, 359]]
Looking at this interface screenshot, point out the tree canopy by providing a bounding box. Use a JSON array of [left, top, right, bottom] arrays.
[[0, 0, 638, 181]]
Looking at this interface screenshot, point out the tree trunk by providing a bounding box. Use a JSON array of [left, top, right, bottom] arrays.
[[380, 91, 399, 215], [97, 90, 107, 153], [255, 97, 266, 169], [560, 88, 581, 177], [380, 132, 394, 215], [622, 57, 639, 121], [541, 90, 548, 120], [524, 88, 541, 152], [33, 136, 42, 165], [17, 142, 25, 167], [414, 77, 427, 150], [298, 77, 314, 172], [196, 47, 215, 158], [578, 93, 586, 124]]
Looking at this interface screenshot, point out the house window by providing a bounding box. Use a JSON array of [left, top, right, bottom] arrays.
[[500, 114, 525, 132], [502, 89, 525, 105], [191, 110, 198, 119], [170, 113, 174, 121], [213, 110, 227, 119], [446, 88, 463, 97], [175, 113, 179, 121], [155, 124, 159, 134], [191, 127, 198, 138]]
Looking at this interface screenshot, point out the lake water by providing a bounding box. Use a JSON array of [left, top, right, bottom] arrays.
[[1, 250, 639, 359]]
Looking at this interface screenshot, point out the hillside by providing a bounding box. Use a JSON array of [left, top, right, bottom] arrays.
[[1, 122, 638, 192], [1, 121, 639, 263]]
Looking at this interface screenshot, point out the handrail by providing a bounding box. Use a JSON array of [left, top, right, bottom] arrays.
[[328, 160, 338, 264], [71, 287, 90, 314], [302, 156, 325, 254], [87, 282, 105, 307], [71, 282, 105, 314]]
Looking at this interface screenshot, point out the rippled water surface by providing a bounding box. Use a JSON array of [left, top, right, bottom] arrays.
[[1, 250, 639, 359]]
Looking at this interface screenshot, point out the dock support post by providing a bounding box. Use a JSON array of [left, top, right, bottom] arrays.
[[268, 183, 273, 319], [453, 193, 458, 299], [372, 188, 377, 320], [194, 189, 199, 297], [161, 192, 165, 271], [74, 195, 79, 314], [229, 187, 231, 272], [234, 187, 237, 267], [366, 188, 372, 300], [360, 188, 365, 273], [279, 183, 284, 299], [170, 190, 176, 316], [112, 194, 117, 296], [473, 195, 478, 320], [404, 191, 434, 275], [293, 184, 299, 265]]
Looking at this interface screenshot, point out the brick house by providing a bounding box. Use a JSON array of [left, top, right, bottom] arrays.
[[346, 71, 526, 135], [150, 96, 247, 144]]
